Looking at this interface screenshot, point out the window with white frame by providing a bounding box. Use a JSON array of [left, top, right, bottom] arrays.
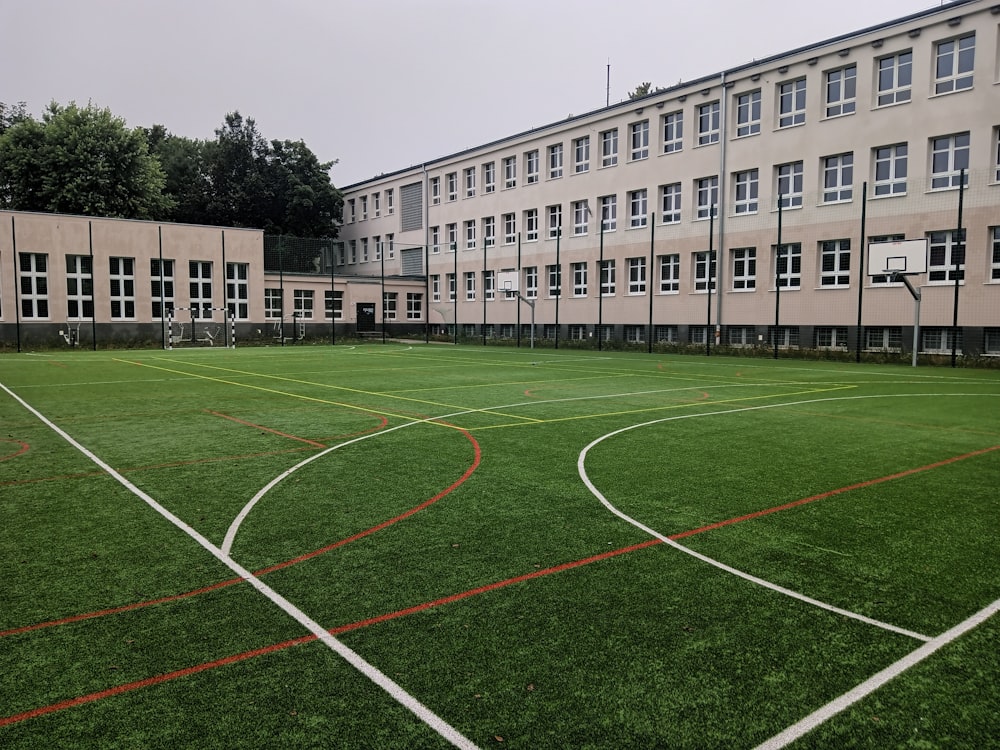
[[825, 64, 856, 117], [600, 259, 616, 296], [658, 254, 680, 293], [822, 153, 853, 203], [819, 239, 851, 287], [627, 257, 646, 294], [503, 213, 516, 244], [264, 288, 282, 319], [987, 328, 1000, 355], [526, 150, 540, 184], [922, 327, 962, 354], [873, 143, 908, 196], [574, 136, 590, 173], [630, 120, 649, 160], [876, 50, 912, 106], [503, 156, 517, 188], [774, 243, 802, 289], [866, 326, 902, 351], [293, 289, 314, 319], [547, 204, 562, 239], [483, 216, 495, 248], [431, 275, 441, 302], [734, 92, 760, 137], [697, 101, 720, 145], [431, 177, 441, 205], [324, 290, 343, 320], [546, 264, 561, 297], [383, 292, 398, 321], [447, 172, 457, 201], [373, 235, 382, 262], [655, 324, 678, 343], [992, 226, 1000, 281], [225, 262, 249, 320], [733, 169, 759, 214], [484, 270, 496, 301], [572, 261, 588, 297], [994, 127, 1000, 183], [151, 258, 174, 319], [600, 195, 617, 231], [189, 261, 213, 317], [347, 199, 356, 222], [934, 33, 975, 95], [65, 255, 92, 319], [927, 229, 965, 283], [568, 324, 587, 341], [387, 234, 396, 259], [406, 293, 423, 320], [386, 188, 394, 214], [696, 176, 718, 219], [930, 132, 970, 189], [868, 233, 905, 285], [725, 326, 755, 347], [600, 128, 618, 167], [777, 78, 806, 127], [360, 195, 368, 219], [524, 266, 538, 299], [768, 326, 800, 348], [431, 226, 441, 254], [446, 273, 456, 301], [815, 327, 849, 349], [465, 271, 477, 301], [625, 325, 645, 344], [447, 223, 458, 251], [776, 162, 803, 208], [629, 189, 648, 228], [662, 110, 683, 152], [731, 247, 756, 290], [464, 167, 476, 197], [693, 251, 716, 292], [525, 209, 538, 241], [361, 238, 369, 262], [484, 162, 496, 193], [661, 183, 681, 223], [373, 192, 381, 217], [465, 220, 477, 250], [548, 143, 563, 179], [349, 240, 357, 264], [573, 200, 589, 235]]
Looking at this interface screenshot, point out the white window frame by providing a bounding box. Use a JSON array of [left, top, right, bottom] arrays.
[[696, 176, 718, 219], [600, 195, 617, 232], [325, 289, 343, 320], [822, 153, 854, 203], [661, 183, 681, 224], [825, 64, 857, 117], [600, 128, 618, 167], [658, 254, 680, 293], [547, 204, 562, 239], [733, 169, 759, 214], [482, 216, 495, 248], [406, 292, 422, 320], [934, 33, 975, 95], [627, 257, 646, 295], [873, 144, 908, 197], [524, 266, 538, 299], [573, 200, 589, 236], [464, 167, 476, 198], [465, 271, 477, 301], [65, 254, 92, 320], [572, 261, 588, 297], [930, 132, 970, 190], [484, 162, 496, 193], [927, 229, 965, 284], [503, 156, 517, 189], [774, 243, 802, 290], [383, 291, 398, 321], [697, 101, 720, 145], [693, 251, 717, 292], [525, 209, 538, 242], [734, 91, 760, 137], [225, 261, 249, 321], [546, 264, 561, 298], [293, 289, 314, 320], [264, 288, 282, 319], [151, 258, 175, 319], [465, 220, 477, 250], [431, 275, 441, 303], [819, 240, 851, 287], [662, 110, 683, 152], [600, 259, 616, 296], [776, 162, 804, 209], [630, 120, 649, 160], [629, 189, 648, 228], [483, 270, 496, 301], [447, 172, 458, 201], [431, 226, 441, 254], [574, 136, 590, 173], [431, 177, 441, 205], [526, 150, 540, 184], [731, 247, 756, 290], [548, 143, 563, 179], [503, 213, 516, 245], [189, 260, 213, 317], [777, 78, 806, 128], [876, 50, 912, 107], [992, 226, 1000, 282]]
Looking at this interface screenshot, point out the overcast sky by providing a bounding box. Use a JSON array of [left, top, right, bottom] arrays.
[[3, 0, 940, 187]]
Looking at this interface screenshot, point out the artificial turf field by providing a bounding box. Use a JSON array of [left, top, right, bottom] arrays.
[[1, 344, 998, 749]]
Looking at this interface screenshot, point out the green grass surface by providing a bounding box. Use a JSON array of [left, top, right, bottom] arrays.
[[1, 345, 998, 748]]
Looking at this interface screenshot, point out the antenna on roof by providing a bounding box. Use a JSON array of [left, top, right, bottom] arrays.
[[606, 60, 611, 107]]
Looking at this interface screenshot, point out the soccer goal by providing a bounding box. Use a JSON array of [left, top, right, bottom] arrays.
[[166, 307, 236, 350]]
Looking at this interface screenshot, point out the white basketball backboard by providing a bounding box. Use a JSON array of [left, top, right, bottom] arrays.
[[497, 270, 519, 293], [867, 239, 927, 276]]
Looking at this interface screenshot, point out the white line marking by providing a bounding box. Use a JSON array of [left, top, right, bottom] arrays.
[[0, 380, 479, 750]]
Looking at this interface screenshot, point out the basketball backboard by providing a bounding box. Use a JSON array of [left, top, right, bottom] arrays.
[[867, 238, 927, 276], [497, 270, 519, 293]]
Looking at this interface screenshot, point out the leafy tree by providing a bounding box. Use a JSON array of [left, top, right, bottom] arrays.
[[263, 138, 342, 238], [142, 125, 213, 225], [0, 101, 29, 136], [627, 82, 666, 100], [0, 101, 170, 219]]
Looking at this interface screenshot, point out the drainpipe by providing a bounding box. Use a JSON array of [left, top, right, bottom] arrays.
[[715, 70, 729, 345]]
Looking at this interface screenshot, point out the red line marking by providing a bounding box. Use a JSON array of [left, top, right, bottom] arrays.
[[205, 410, 326, 449], [0, 438, 30, 462]]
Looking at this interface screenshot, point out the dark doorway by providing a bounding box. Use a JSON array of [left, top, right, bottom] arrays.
[[356, 302, 377, 332]]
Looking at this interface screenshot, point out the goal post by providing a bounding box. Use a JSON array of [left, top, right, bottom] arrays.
[[165, 307, 236, 350]]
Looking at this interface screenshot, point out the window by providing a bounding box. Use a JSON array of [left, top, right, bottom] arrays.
[[768, 326, 800, 349], [866, 327, 902, 351], [224, 262, 248, 320], [658, 254, 680, 293], [572, 200, 589, 235], [349, 240, 357, 264], [627, 257, 646, 294], [428, 226, 440, 255], [822, 153, 853, 203], [325, 290, 343, 320], [992, 227, 1000, 281], [778, 78, 806, 127], [547, 205, 562, 239], [431, 177, 441, 205], [484, 162, 496, 193], [360, 196, 368, 220], [264, 288, 282, 319], [373, 192, 381, 217], [546, 264, 561, 297], [600, 259, 616, 296], [447, 223, 458, 251], [733, 169, 759, 214], [447, 172, 458, 201], [465, 271, 477, 301], [819, 240, 851, 287], [572, 261, 588, 297], [373, 235, 382, 262], [386, 188, 394, 214], [696, 176, 718, 219], [987, 328, 1000, 355], [431, 275, 441, 302], [726, 327, 755, 347], [548, 144, 563, 179], [873, 144, 908, 196], [734, 92, 760, 137], [655, 325, 679, 343], [815, 327, 849, 349], [731, 247, 756, 290], [406, 293, 423, 320], [774, 243, 802, 289], [825, 64, 856, 117], [934, 33, 975, 94], [65, 255, 92, 319], [383, 292, 398, 321], [661, 183, 681, 224], [693, 251, 716, 292], [293, 289, 313, 320], [876, 50, 912, 106], [574, 136, 590, 173], [385, 234, 394, 260], [503, 156, 517, 188], [464, 167, 476, 197], [525, 209, 538, 241], [868, 233, 905, 285], [483, 216, 495, 248], [630, 120, 649, 160], [930, 132, 970, 189], [922, 327, 962, 354], [189, 261, 212, 317], [526, 150, 540, 184], [927, 229, 965, 283], [776, 162, 804, 209], [600, 128, 618, 167], [662, 111, 683, 152], [465, 220, 477, 250], [600, 195, 617, 232], [503, 213, 516, 245], [994, 127, 1000, 183], [629, 189, 648, 228], [625, 325, 645, 344], [525, 266, 538, 299], [446, 273, 456, 302], [151, 258, 174, 319], [697, 101, 720, 145], [347, 199, 356, 222], [361, 238, 369, 262]]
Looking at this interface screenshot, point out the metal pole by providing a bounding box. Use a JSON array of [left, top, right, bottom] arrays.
[[332, 241, 337, 346], [706, 206, 714, 356], [221, 230, 228, 348], [482, 237, 487, 347], [950, 168, 965, 368], [648, 212, 655, 354], [424, 245, 430, 344], [278, 235, 285, 346], [773, 196, 783, 359], [380, 241, 386, 344], [598, 220, 604, 351], [554, 226, 561, 350], [88, 221, 96, 350], [855, 182, 868, 363], [12, 216, 22, 353], [517, 232, 522, 347], [158, 225, 166, 349], [452, 241, 458, 344]]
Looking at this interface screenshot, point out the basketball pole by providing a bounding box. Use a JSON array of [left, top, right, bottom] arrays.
[[891, 272, 920, 368]]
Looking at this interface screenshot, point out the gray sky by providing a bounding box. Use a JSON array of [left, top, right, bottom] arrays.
[[3, 0, 936, 187]]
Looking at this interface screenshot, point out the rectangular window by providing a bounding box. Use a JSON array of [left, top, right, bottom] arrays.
[[733, 169, 759, 214], [934, 33, 975, 94], [629, 189, 648, 228], [655, 324, 679, 343], [662, 110, 684, 152], [503, 156, 517, 188], [526, 150, 540, 184], [866, 326, 903, 351], [693, 251, 717, 292], [465, 220, 477, 250], [661, 183, 681, 224], [224, 262, 249, 320], [600, 259, 616, 296], [734, 91, 760, 137], [386, 188, 394, 214], [776, 162, 804, 209], [822, 153, 854, 203], [503, 213, 516, 244], [293, 289, 313, 320], [868, 233, 905, 285], [994, 127, 1000, 183], [360, 196, 368, 220], [108, 257, 135, 320], [778, 78, 806, 127], [930, 132, 970, 189], [574, 136, 590, 173], [65, 255, 92, 320], [447, 172, 458, 201], [819, 239, 851, 287], [189, 261, 213, 317], [731, 247, 756, 290], [525, 209, 538, 241], [815, 327, 849, 349], [548, 144, 563, 179], [464, 167, 476, 197], [484, 162, 496, 193], [546, 264, 561, 298], [383, 292, 398, 321], [446, 273, 456, 302], [447, 223, 458, 251], [627, 257, 646, 294], [992, 226, 1000, 281], [386, 233, 395, 260], [573, 200, 589, 236], [483, 216, 495, 248], [572, 261, 588, 297], [658, 254, 680, 293], [431, 226, 441, 254], [465, 271, 476, 301], [324, 290, 343, 320], [431, 275, 441, 303], [347, 199, 356, 222], [873, 144, 908, 196], [264, 288, 282, 319], [768, 326, 800, 349], [825, 64, 857, 117], [775, 243, 802, 289], [927, 229, 965, 283], [151, 258, 174, 319], [630, 120, 649, 160], [373, 192, 381, 217], [406, 293, 423, 320], [600, 128, 618, 167], [696, 176, 718, 219], [877, 50, 912, 106], [524, 266, 538, 299], [547, 204, 562, 239], [361, 238, 369, 263], [986, 328, 1000, 355], [697, 101, 720, 145], [921, 327, 962, 354], [431, 177, 441, 205], [600, 195, 617, 232]]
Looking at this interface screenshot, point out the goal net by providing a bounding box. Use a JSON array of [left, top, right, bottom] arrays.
[[166, 307, 236, 349]]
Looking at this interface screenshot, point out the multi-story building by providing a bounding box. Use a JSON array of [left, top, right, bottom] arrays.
[[337, 0, 1000, 355]]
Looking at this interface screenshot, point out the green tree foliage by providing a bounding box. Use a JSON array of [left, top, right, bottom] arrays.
[[0, 101, 29, 135], [0, 101, 170, 219], [627, 82, 666, 100]]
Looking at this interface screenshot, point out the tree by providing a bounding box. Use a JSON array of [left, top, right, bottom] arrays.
[[0, 101, 29, 136], [0, 101, 170, 219], [263, 138, 342, 238], [627, 82, 666, 100], [142, 125, 213, 225]]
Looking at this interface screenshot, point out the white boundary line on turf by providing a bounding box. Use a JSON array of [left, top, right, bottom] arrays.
[[0, 380, 480, 750]]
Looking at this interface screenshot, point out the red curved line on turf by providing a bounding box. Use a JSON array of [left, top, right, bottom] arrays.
[[205, 409, 327, 449], [0, 439, 30, 462]]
